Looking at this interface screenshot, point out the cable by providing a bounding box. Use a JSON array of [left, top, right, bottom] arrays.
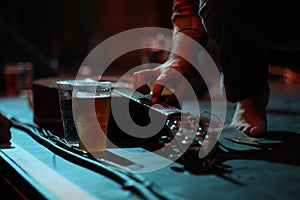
[[10, 118, 183, 200]]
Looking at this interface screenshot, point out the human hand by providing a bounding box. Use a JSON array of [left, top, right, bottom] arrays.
[[133, 56, 193, 105]]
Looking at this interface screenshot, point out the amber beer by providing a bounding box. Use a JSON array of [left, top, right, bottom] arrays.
[[73, 85, 111, 153], [3, 67, 20, 96], [3, 62, 33, 97]]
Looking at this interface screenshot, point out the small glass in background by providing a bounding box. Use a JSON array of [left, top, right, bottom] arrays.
[[3, 62, 33, 97], [140, 32, 171, 68], [3, 62, 34, 107]]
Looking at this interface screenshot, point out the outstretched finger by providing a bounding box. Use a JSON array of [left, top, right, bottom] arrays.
[[152, 83, 165, 104]]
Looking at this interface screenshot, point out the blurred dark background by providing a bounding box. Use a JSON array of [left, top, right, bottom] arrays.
[[0, 0, 173, 92], [1, 0, 300, 94]]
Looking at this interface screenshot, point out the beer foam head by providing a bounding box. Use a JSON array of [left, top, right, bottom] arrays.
[[73, 80, 112, 98]]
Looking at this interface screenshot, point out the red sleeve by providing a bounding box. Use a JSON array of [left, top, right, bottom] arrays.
[[172, 0, 200, 21], [172, 0, 208, 44]]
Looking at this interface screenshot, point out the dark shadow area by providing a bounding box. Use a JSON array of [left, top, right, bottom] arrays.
[[267, 109, 300, 116], [172, 131, 300, 185], [255, 131, 300, 166]]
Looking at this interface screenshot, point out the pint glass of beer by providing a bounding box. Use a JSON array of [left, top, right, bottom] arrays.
[[72, 81, 112, 153]]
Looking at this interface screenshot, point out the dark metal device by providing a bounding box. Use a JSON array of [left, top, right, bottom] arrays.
[[107, 88, 183, 150]]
